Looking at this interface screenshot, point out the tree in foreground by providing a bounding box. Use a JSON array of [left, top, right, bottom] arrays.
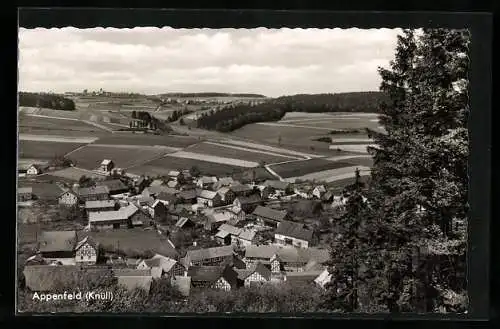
[[324, 28, 470, 313]]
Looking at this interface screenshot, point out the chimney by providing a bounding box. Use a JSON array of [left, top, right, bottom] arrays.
[[193, 241, 197, 247]]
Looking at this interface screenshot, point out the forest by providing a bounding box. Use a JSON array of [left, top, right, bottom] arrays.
[[195, 91, 387, 132], [271, 91, 388, 113], [19, 92, 76, 111], [195, 103, 287, 132]]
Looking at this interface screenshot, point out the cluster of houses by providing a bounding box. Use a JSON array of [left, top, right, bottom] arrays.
[[19, 158, 345, 297]]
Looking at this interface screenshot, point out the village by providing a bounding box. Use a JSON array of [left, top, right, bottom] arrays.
[[18, 157, 348, 298]]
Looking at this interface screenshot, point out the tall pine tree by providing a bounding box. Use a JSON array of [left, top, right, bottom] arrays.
[[325, 28, 470, 313]]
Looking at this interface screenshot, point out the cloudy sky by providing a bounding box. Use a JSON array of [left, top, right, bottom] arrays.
[[18, 27, 401, 97]]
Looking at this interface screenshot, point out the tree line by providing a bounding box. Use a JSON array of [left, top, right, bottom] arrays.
[[272, 91, 388, 113], [323, 29, 469, 313], [19, 92, 76, 111], [158, 92, 266, 98], [195, 92, 387, 132], [195, 103, 287, 132], [130, 111, 171, 132]]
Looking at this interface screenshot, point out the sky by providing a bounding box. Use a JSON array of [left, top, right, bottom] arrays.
[[18, 27, 402, 97]]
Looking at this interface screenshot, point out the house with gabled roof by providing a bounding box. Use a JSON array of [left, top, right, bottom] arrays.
[[88, 203, 151, 229], [212, 177, 234, 190], [177, 189, 197, 204], [216, 187, 235, 205], [58, 189, 79, 207], [196, 176, 218, 190], [215, 224, 242, 246], [196, 190, 222, 208], [27, 163, 50, 176], [145, 198, 168, 220], [229, 183, 255, 197], [187, 265, 239, 291], [251, 206, 289, 228], [261, 180, 293, 196], [243, 245, 282, 273], [204, 211, 232, 232], [37, 230, 78, 265], [312, 185, 327, 199], [235, 262, 272, 287], [75, 236, 99, 265], [99, 159, 115, 173], [274, 220, 314, 249], [181, 245, 235, 267], [175, 217, 196, 229], [77, 185, 110, 202], [100, 179, 129, 195], [85, 200, 116, 213], [137, 254, 185, 279], [142, 185, 178, 199], [233, 194, 262, 213]]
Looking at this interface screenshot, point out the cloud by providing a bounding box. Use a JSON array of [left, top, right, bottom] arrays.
[[18, 27, 401, 97]]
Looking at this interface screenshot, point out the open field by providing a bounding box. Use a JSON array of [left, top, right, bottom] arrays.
[[165, 151, 258, 168], [19, 134, 98, 144], [328, 144, 375, 153], [128, 156, 245, 177], [18, 141, 84, 159], [19, 115, 112, 137], [66, 144, 171, 170], [284, 165, 371, 183], [40, 166, 107, 182], [185, 141, 298, 164], [216, 138, 325, 159], [269, 159, 354, 179], [94, 134, 200, 148], [338, 156, 374, 167], [229, 124, 358, 156], [17, 180, 64, 200]]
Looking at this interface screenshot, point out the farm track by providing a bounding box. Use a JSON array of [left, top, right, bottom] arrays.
[[19, 134, 98, 144], [201, 141, 301, 160], [213, 138, 321, 159]]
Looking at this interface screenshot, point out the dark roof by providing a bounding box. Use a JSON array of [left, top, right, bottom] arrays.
[[263, 180, 290, 190], [100, 179, 128, 193], [285, 271, 323, 284], [38, 231, 78, 253], [275, 220, 314, 242], [235, 262, 271, 281], [252, 206, 288, 222], [229, 184, 254, 193], [185, 245, 234, 263], [75, 236, 99, 251], [175, 217, 194, 228], [235, 194, 262, 205], [178, 189, 197, 200], [244, 245, 279, 259], [187, 266, 224, 283], [155, 192, 176, 203], [77, 186, 109, 197]]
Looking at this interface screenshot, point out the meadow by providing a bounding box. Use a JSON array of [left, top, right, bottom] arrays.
[[269, 159, 354, 179], [128, 156, 245, 177], [66, 144, 171, 170], [94, 134, 200, 148], [185, 141, 298, 164], [18, 140, 84, 159]]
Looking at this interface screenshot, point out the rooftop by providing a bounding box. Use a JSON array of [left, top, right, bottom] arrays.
[[275, 220, 314, 242], [252, 206, 288, 222], [85, 200, 116, 209]]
